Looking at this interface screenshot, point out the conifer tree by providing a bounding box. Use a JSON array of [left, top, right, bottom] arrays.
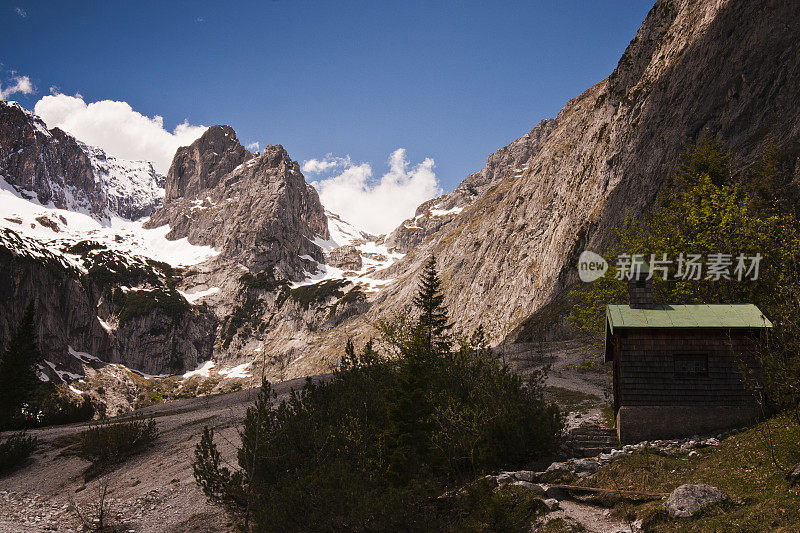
[[412, 256, 452, 353], [0, 304, 43, 426]]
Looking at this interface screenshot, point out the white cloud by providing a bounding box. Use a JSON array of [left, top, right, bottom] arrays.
[[302, 154, 352, 174], [14, 7, 27, 18], [310, 149, 441, 235], [0, 75, 34, 99], [34, 93, 207, 174], [246, 141, 260, 152]]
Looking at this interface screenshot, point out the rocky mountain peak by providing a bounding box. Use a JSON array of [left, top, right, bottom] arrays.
[[0, 100, 106, 219], [148, 129, 328, 278], [165, 124, 252, 201]]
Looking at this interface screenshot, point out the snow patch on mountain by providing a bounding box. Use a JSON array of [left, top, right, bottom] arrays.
[[80, 142, 165, 220], [178, 286, 220, 303], [0, 176, 219, 268], [299, 210, 403, 291]]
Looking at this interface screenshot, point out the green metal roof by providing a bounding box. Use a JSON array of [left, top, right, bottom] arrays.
[[606, 304, 772, 333]]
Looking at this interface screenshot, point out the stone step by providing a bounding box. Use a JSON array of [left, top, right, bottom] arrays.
[[573, 446, 613, 458], [563, 425, 618, 458]]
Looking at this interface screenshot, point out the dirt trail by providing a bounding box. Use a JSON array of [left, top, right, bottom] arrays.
[[544, 500, 634, 533]]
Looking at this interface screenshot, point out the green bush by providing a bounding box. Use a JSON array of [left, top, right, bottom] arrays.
[[222, 296, 264, 348], [194, 259, 562, 531], [239, 266, 288, 292], [34, 387, 96, 426], [446, 479, 547, 532], [0, 433, 39, 476], [329, 286, 366, 316], [65, 240, 106, 255], [78, 417, 158, 479]]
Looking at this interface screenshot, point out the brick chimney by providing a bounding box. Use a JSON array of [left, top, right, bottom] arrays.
[[627, 262, 654, 309]]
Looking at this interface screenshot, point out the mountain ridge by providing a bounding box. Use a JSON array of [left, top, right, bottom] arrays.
[[1, 0, 799, 403]]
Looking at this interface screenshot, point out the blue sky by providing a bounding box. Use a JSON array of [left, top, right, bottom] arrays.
[[1, 1, 654, 231]]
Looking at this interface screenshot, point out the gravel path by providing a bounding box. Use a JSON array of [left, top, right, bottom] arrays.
[[543, 500, 634, 533]]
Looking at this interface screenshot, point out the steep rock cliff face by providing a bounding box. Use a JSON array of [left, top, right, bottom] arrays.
[[370, 0, 800, 343], [0, 229, 216, 379], [0, 101, 105, 219], [149, 131, 329, 279], [164, 125, 251, 201], [385, 118, 557, 254], [251, 0, 800, 379], [0, 230, 110, 378], [81, 143, 165, 220]]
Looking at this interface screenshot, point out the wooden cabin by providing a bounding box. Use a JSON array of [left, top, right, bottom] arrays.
[[605, 275, 771, 443]]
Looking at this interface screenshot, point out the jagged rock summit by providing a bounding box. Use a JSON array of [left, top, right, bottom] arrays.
[[165, 125, 251, 201], [148, 127, 329, 278], [0, 100, 165, 221]]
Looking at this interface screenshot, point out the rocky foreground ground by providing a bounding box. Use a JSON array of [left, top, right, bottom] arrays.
[[0, 376, 327, 533]]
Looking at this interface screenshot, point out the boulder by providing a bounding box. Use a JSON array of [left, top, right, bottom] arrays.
[[572, 458, 600, 475], [511, 481, 546, 496], [545, 462, 569, 474], [542, 498, 560, 511], [495, 473, 514, 484], [786, 463, 800, 486], [543, 485, 568, 501], [665, 484, 727, 518], [512, 470, 539, 483]]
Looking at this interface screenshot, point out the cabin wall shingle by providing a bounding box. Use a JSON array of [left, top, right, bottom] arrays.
[[616, 329, 760, 407]]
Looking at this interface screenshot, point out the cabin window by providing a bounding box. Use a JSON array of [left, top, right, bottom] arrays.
[[673, 353, 708, 378]]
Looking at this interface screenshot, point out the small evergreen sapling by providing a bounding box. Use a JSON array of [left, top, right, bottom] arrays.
[[0, 304, 43, 427], [412, 256, 453, 353]]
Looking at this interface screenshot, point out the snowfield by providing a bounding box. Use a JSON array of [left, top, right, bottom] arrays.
[[0, 176, 219, 268], [301, 210, 403, 291]]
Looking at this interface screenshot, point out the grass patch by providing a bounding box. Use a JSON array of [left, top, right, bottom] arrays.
[[545, 386, 601, 412], [118, 288, 190, 325], [582, 413, 800, 531], [601, 406, 616, 428], [0, 433, 39, 476], [279, 279, 347, 309]]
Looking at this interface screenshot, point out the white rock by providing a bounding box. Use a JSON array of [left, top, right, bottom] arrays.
[[665, 484, 727, 518], [542, 498, 560, 511]]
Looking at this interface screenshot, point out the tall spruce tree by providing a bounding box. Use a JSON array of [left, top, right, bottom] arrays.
[[412, 256, 452, 353], [0, 304, 43, 426]]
